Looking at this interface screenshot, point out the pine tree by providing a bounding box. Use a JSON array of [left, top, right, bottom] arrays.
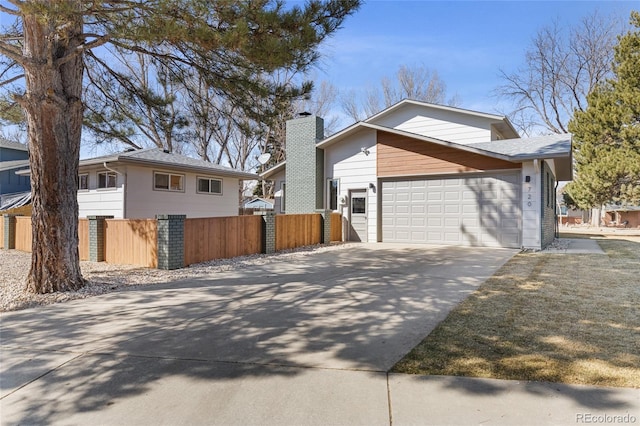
[[567, 11, 640, 208], [0, 0, 360, 294]]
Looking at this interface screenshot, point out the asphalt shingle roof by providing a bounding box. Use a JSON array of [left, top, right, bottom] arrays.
[[467, 133, 572, 159], [0, 139, 28, 152]]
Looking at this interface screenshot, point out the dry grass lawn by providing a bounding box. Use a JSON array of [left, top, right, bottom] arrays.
[[392, 236, 640, 388]]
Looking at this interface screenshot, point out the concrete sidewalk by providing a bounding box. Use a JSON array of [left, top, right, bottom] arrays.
[[1, 244, 638, 425]]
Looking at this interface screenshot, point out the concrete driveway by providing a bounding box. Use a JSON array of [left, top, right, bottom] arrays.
[[2, 244, 637, 425]]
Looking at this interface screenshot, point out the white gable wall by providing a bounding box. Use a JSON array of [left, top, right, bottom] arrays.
[[124, 165, 240, 218], [324, 128, 378, 242], [78, 166, 125, 218], [369, 103, 494, 144]]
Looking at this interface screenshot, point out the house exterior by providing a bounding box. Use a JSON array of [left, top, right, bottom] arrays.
[[0, 139, 31, 206], [71, 148, 256, 218], [243, 197, 274, 210], [262, 100, 572, 250]]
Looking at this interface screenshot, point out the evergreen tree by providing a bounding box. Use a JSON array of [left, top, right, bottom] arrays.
[[566, 11, 640, 208], [0, 0, 360, 294]]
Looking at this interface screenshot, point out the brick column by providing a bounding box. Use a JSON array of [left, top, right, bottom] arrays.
[[316, 209, 332, 245], [156, 214, 185, 270], [88, 215, 113, 262], [262, 212, 276, 254], [3, 214, 18, 249]]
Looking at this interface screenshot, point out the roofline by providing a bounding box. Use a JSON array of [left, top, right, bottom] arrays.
[[109, 156, 257, 179], [364, 99, 509, 124], [260, 161, 286, 179]]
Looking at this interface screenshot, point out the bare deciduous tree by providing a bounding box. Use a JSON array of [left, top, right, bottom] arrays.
[[497, 11, 624, 135]]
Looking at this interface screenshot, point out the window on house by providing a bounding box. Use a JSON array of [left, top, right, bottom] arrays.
[[328, 179, 339, 211], [97, 171, 117, 189], [197, 177, 222, 195], [78, 174, 88, 190], [154, 172, 184, 192], [280, 182, 286, 213], [546, 172, 550, 207]]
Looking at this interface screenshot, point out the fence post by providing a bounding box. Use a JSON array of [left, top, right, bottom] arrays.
[[262, 212, 276, 254], [88, 215, 113, 262], [3, 214, 18, 250], [156, 214, 186, 270], [316, 209, 332, 245]]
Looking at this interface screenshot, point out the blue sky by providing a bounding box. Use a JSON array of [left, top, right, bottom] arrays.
[[309, 0, 637, 121]]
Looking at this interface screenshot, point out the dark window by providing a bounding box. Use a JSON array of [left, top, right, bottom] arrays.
[[328, 179, 339, 211], [281, 182, 286, 213], [98, 171, 117, 189], [351, 197, 365, 214], [79, 174, 88, 190], [197, 177, 222, 195], [154, 172, 184, 191]]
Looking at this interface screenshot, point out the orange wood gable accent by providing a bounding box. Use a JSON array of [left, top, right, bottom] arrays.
[[377, 131, 521, 177]]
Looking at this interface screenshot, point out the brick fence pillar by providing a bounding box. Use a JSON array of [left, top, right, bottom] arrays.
[[316, 209, 332, 245], [262, 212, 276, 254], [156, 214, 186, 270], [88, 215, 113, 262], [3, 214, 18, 250]]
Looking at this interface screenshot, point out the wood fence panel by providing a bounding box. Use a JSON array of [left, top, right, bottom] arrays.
[[0, 217, 4, 248], [330, 213, 342, 242], [184, 216, 262, 266], [14, 216, 32, 252], [275, 213, 322, 251], [78, 219, 89, 261], [105, 219, 157, 268]]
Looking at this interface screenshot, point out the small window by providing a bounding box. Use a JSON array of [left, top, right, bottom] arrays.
[[98, 171, 117, 189], [79, 174, 88, 190], [280, 182, 286, 213], [197, 177, 222, 195], [154, 172, 184, 192], [546, 172, 550, 207], [351, 197, 366, 214], [328, 179, 339, 211]]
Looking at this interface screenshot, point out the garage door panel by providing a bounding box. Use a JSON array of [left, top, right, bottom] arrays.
[[382, 173, 521, 248]]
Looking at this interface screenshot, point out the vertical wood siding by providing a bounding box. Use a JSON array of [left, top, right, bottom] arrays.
[[275, 214, 322, 251], [14, 216, 32, 252], [330, 212, 342, 242], [105, 219, 157, 268], [0, 218, 4, 248], [78, 219, 89, 261], [183, 216, 262, 266]]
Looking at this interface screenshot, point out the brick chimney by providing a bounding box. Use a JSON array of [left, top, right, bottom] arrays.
[[285, 114, 324, 214]]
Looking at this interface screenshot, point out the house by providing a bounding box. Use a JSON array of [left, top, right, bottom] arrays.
[[603, 205, 640, 228], [16, 148, 256, 218], [262, 100, 573, 250], [243, 197, 274, 210], [0, 139, 31, 210]]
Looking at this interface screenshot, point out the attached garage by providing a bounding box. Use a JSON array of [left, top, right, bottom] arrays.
[[381, 172, 521, 248]]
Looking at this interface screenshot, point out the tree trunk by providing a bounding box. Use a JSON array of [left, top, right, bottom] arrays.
[[22, 1, 86, 293]]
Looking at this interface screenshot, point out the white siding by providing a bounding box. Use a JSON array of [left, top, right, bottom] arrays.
[[370, 104, 494, 144], [521, 161, 541, 249], [324, 128, 378, 242], [124, 166, 240, 218], [268, 169, 286, 214], [78, 167, 125, 218]]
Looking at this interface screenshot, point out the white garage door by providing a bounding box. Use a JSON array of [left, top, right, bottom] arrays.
[[382, 173, 521, 248]]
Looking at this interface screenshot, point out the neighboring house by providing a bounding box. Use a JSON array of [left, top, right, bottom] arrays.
[[0, 139, 31, 209], [243, 197, 274, 210], [20, 148, 257, 218], [603, 205, 640, 228], [262, 100, 572, 250]]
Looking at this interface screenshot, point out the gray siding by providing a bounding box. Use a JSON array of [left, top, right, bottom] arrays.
[[285, 115, 324, 214], [541, 161, 557, 248]]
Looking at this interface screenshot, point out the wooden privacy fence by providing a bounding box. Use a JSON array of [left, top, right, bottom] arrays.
[[184, 215, 262, 266], [105, 219, 158, 268], [3, 212, 343, 270], [275, 214, 322, 251]]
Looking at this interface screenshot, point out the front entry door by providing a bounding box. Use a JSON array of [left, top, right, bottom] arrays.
[[349, 190, 368, 242]]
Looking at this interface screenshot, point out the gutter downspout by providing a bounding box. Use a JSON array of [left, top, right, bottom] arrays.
[[103, 162, 127, 218]]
